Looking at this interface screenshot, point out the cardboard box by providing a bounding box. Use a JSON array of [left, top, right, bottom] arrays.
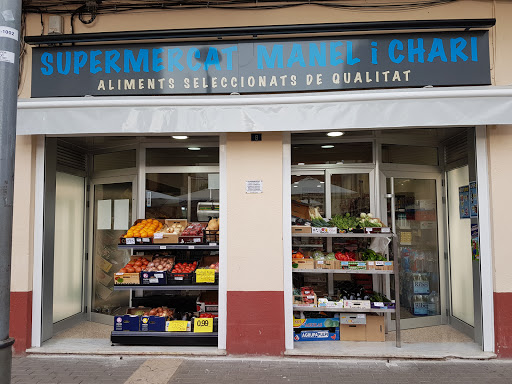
[[375, 261, 394, 270], [153, 219, 188, 244], [315, 260, 341, 269], [348, 261, 367, 270], [318, 299, 344, 308], [365, 315, 385, 342], [371, 301, 396, 310], [141, 271, 168, 285], [311, 227, 337, 234], [339, 313, 366, 325], [364, 227, 391, 234], [366, 261, 375, 270], [141, 316, 166, 332], [344, 300, 371, 309], [114, 315, 140, 331], [292, 225, 312, 234], [293, 318, 340, 329], [340, 324, 366, 341], [293, 259, 315, 269], [114, 272, 140, 285], [291, 201, 310, 220], [294, 329, 339, 341]]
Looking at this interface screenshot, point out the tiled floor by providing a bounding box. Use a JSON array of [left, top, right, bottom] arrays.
[[31, 321, 486, 359]]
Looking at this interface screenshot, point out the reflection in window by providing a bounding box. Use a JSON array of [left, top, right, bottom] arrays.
[[291, 175, 325, 217], [331, 174, 370, 217], [145, 173, 219, 222]]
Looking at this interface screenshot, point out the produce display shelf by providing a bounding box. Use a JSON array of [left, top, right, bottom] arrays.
[[113, 285, 219, 291], [292, 306, 395, 313], [111, 331, 218, 346], [118, 244, 219, 250], [292, 233, 394, 238], [292, 269, 394, 275]]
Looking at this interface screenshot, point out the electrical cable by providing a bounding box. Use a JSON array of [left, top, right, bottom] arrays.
[[23, 0, 460, 17]]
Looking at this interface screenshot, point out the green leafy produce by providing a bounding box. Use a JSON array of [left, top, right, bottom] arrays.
[[369, 292, 391, 303], [329, 213, 360, 231], [325, 252, 336, 260], [361, 249, 387, 261], [309, 207, 329, 227], [312, 251, 325, 260]]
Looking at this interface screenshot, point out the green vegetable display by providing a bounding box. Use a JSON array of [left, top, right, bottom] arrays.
[[361, 249, 387, 261], [329, 213, 360, 231]]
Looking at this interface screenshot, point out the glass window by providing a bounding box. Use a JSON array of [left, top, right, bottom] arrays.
[[292, 142, 373, 165], [382, 144, 438, 166], [146, 173, 219, 222], [94, 150, 136, 172], [330, 174, 370, 217], [292, 175, 326, 218], [146, 147, 219, 166]]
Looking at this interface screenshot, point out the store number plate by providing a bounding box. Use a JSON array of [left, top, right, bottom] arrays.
[[195, 269, 215, 283], [194, 318, 213, 333]]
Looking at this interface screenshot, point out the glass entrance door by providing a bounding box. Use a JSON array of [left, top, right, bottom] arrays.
[[88, 177, 135, 325], [385, 174, 445, 329]]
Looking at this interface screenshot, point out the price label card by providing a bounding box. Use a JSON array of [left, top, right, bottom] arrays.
[[195, 269, 215, 283], [188, 245, 195, 249], [166, 320, 189, 332], [125, 238, 135, 245], [159, 246, 166, 250], [194, 318, 213, 333]]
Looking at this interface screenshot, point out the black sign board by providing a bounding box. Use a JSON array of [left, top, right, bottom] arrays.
[[31, 31, 490, 97]]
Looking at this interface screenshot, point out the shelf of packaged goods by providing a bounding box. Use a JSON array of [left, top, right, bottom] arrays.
[[111, 331, 218, 346], [292, 306, 395, 313], [292, 233, 394, 238], [113, 285, 218, 291], [118, 244, 219, 250], [292, 269, 393, 275]]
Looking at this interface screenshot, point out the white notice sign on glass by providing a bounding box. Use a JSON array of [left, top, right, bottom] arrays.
[[97, 200, 112, 230], [114, 199, 130, 230], [246, 180, 263, 194]]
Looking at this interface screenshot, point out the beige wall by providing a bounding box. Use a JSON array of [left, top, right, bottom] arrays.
[[226, 133, 284, 291], [11, 135, 35, 292], [488, 125, 512, 292]]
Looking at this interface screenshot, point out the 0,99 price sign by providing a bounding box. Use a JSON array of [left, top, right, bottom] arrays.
[[194, 317, 213, 333]]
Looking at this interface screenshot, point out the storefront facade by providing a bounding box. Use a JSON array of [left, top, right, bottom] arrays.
[[8, 0, 512, 357]]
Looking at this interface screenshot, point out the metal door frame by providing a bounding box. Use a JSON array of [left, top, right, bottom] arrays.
[[381, 169, 447, 330], [87, 175, 137, 325]]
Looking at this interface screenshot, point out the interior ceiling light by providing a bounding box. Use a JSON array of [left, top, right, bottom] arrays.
[[188, 147, 201, 151], [320, 181, 325, 184], [172, 135, 189, 140], [321, 145, 335, 149], [298, 162, 305, 165], [293, 185, 298, 188], [327, 131, 345, 137], [317, 185, 322, 187]]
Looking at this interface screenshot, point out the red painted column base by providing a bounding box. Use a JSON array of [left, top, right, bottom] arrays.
[[227, 291, 285, 355], [494, 292, 512, 358], [9, 291, 32, 355]]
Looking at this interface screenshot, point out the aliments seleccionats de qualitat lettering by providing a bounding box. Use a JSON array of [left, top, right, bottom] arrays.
[[96, 70, 413, 91]]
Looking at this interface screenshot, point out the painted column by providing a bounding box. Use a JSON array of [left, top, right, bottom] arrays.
[[225, 132, 285, 355], [9, 136, 35, 354], [488, 125, 512, 357]]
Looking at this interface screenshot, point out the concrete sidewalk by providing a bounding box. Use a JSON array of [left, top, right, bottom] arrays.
[[11, 355, 512, 384]]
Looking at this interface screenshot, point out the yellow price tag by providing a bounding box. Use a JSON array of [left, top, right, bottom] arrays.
[[293, 318, 306, 328], [195, 269, 216, 283], [166, 320, 189, 332], [194, 317, 213, 333]]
